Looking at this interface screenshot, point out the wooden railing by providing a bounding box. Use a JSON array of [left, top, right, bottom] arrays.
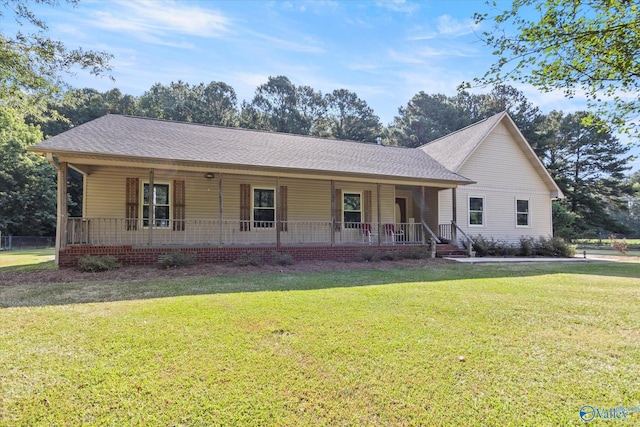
[[438, 221, 474, 256], [66, 218, 428, 247]]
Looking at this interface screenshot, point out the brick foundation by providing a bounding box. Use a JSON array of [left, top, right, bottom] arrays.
[[58, 244, 430, 268]]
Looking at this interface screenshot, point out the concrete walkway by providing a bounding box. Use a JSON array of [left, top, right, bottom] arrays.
[[445, 256, 615, 263]]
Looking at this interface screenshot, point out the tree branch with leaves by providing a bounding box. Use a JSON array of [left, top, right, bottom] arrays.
[[467, 0, 640, 137], [1, 0, 113, 117]]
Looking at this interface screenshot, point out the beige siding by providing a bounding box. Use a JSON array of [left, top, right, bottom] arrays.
[[282, 178, 331, 220], [85, 168, 397, 224], [85, 167, 213, 218], [438, 189, 453, 224], [437, 125, 555, 243], [455, 189, 552, 243], [423, 187, 439, 231], [461, 124, 548, 192], [378, 184, 396, 224]]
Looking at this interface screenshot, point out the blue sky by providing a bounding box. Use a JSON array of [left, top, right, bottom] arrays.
[[10, 0, 640, 169]]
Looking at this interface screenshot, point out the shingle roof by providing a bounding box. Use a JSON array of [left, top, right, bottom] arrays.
[[32, 114, 471, 184], [418, 111, 506, 172]]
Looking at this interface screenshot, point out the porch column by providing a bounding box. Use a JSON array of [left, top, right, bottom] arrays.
[[148, 169, 154, 246], [218, 173, 223, 246], [452, 187, 457, 223], [330, 180, 335, 246], [421, 186, 426, 244], [376, 183, 381, 245], [451, 187, 457, 243], [55, 161, 68, 265], [276, 177, 281, 248]]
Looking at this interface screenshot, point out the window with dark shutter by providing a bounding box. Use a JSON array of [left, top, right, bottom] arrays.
[[173, 180, 185, 231], [363, 190, 372, 224], [126, 177, 139, 230], [253, 188, 275, 228], [334, 189, 342, 230], [343, 192, 361, 228], [279, 185, 288, 232], [240, 183, 251, 231], [143, 183, 170, 227]]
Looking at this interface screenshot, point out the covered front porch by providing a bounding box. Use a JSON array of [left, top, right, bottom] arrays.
[[53, 163, 471, 266], [66, 218, 430, 247]]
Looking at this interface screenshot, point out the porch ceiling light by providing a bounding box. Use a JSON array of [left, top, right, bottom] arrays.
[[204, 172, 215, 179]]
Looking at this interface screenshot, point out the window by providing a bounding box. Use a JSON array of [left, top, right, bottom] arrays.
[[253, 188, 275, 228], [516, 199, 530, 227], [143, 183, 170, 227], [343, 193, 361, 228], [469, 196, 484, 226]]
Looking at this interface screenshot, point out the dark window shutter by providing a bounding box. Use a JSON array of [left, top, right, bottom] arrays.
[[364, 190, 372, 224], [240, 183, 251, 231], [126, 177, 139, 230], [173, 179, 185, 231], [279, 185, 288, 232], [334, 188, 341, 230]]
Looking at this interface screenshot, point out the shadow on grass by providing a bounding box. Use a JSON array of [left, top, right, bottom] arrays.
[[0, 260, 57, 273], [1, 259, 639, 309]]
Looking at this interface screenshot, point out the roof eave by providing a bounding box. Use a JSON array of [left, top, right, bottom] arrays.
[[35, 149, 474, 188]]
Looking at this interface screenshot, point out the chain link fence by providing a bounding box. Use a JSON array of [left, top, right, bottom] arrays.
[[0, 235, 55, 250]]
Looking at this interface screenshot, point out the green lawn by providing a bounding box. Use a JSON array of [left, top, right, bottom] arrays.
[[582, 248, 640, 257], [1, 262, 639, 426], [575, 238, 640, 247], [0, 248, 55, 272]]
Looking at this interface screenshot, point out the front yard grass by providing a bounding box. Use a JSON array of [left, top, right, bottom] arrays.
[[1, 262, 639, 426], [0, 248, 55, 272]]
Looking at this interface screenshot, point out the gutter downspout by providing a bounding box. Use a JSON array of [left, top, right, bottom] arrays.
[[46, 154, 67, 267]]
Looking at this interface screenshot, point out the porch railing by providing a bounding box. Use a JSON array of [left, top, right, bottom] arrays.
[[438, 221, 475, 256], [66, 218, 427, 247]]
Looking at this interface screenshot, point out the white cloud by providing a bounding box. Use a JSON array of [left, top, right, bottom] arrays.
[[408, 14, 478, 40], [90, 0, 230, 45], [376, 0, 420, 14], [437, 14, 477, 37], [247, 31, 325, 54]]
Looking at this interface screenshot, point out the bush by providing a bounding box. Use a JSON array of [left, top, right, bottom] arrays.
[[406, 246, 429, 259], [78, 255, 120, 272], [472, 235, 574, 258], [359, 248, 380, 262], [234, 251, 266, 267], [380, 250, 400, 261], [518, 236, 535, 257], [158, 251, 195, 269], [271, 251, 294, 266], [472, 235, 509, 257], [535, 237, 575, 257], [610, 234, 628, 255]]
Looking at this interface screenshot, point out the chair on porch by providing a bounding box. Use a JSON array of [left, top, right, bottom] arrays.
[[361, 223, 372, 245], [384, 223, 404, 244]]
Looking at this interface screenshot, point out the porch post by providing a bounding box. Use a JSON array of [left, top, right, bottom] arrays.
[[330, 180, 335, 246], [218, 173, 223, 246], [451, 187, 457, 243], [376, 183, 381, 245], [55, 161, 68, 265], [421, 186, 426, 244], [148, 169, 154, 246], [276, 177, 281, 248], [452, 187, 457, 222]]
